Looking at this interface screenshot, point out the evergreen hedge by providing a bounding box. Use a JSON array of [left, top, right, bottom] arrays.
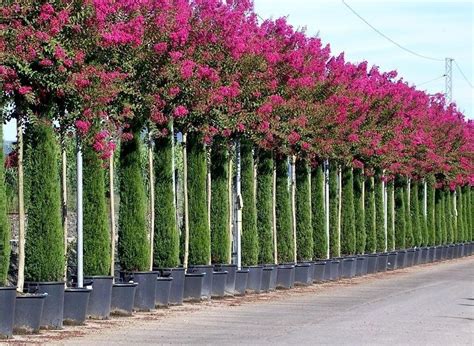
[[456, 187, 463, 242], [387, 180, 395, 251], [275, 155, 293, 263], [462, 186, 470, 242], [394, 177, 406, 249], [340, 166, 355, 255], [410, 181, 421, 247], [186, 133, 210, 265], [210, 139, 230, 264], [0, 122, 10, 285], [418, 181, 428, 245], [83, 146, 110, 276], [354, 168, 366, 254], [426, 176, 435, 246], [329, 162, 340, 257], [434, 188, 442, 245], [446, 190, 453, 244], [153, 130, 179, 268], [295, 159, 313, 261], [364, 175, 376, 254], [256, 149, 274, 264], [404, 180, 413, 248], [25, 123, 64, 282], [468, 187, 473, 241], [311, 164, 327, 259], [374, 170, 385, 252], [440, 190, 447, 244], [118, 130, 150, 271]]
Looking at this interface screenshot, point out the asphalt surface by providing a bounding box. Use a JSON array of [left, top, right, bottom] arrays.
[[45, 257, 473, 345]]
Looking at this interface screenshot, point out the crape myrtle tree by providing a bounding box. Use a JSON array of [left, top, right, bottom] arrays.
[[295, 158, 313, 261], [311, 163, 327, 259], [340, 165, 355, 255]]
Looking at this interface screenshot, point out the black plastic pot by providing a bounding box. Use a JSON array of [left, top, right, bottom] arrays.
[[234, 269, 249, 296], [396, 250, 407, 269], [0, 287, 16, 339], [110, 282, 137, 316], [459, 244, 465, 258], [26, 282, 64, 329], [329, 260, 340, 280], [63, 288, 91, 325], [85, 276, 113, 319], [322, 260, 332, 281], [341, 258, 355, 278], [440, 245, 448, 260], [183, 272, 205, 302], [387, 252, 398, 270], [211, 271, 228, 298], [376, 253, 388, 272], [295, 263, 312, 285], [214, 264, 237, 295], [355, 256, 366, 276], [313, 262, 327, 282], [260, 267, 274, 292], [413, 248, 421, 265], [426, 247, 434, 263], [434, 246, 443, 261], [155, 277, 173, 308], [264, 264, 278, 291], [276, 265, 295, 289], [420, 247, 429, 264], [245, 266, 263, 293], [128, 272, 158, 312], [188, 265, 213, 299], [406, 249, 415, 267], [13, 293, 47, 334], [348, 257, 357, 277], [166, 268, 185, 305], [366, 254, 378, 274]]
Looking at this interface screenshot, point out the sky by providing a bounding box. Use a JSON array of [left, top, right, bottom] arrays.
[[3, 0, 473, 141]]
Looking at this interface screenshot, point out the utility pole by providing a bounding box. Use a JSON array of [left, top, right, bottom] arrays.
[[445, 58, 453, 102]]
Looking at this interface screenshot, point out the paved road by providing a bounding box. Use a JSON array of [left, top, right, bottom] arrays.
[[61, 258, 473, 345]]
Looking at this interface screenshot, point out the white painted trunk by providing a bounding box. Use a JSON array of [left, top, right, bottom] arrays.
[[17, 120, 25, 292], [109, 156, 116, 277], [148, 140, 155, 271], [183, 134, 190, 270], [291, 156, 297, 264], [235, 140, 242, 269], [324, 160, 330, 259], [62, 148, 68, 281]]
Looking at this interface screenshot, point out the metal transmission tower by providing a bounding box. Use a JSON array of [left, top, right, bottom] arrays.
[[445, 58, 453, 102]]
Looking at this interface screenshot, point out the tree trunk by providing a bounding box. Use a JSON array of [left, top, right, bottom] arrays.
[[61, 146, 68, 281], [148, 138, 155, 270], [272, 159, 278, 264], [183, 134, 189, 269], [291, 156, 297, 264], [17, 118, 25, 292], [109, 156, 116, 277]]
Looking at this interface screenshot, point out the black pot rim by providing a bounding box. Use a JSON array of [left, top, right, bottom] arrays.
[[156, 277, 173, 281], [212, 271, 228, 275], [263, 267, 274, 271], [314, 262, 327, 265], [0, 286, 17, 290], [65, 288, 92, 293], [113, 282, 138, 287], [188, 265, 213, 269], [214, 263, 237, 267], [243, 265, 264, 269], [236, 269, 250, 273], [296, 263, 311, 267], [84, 275, 114, 279], [128, 271, 159, 275], [185, 273, 205, 277], [25, 281, 65, 286], [278, 265, 295, 269], [16, 292, 48, 299]]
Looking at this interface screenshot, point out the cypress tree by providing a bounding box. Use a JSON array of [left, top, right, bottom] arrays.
[[25, 122, 64, 282], [153, 130, 179, 268], [210, 139, 230, 264], [329, 162, 340, 257], [354, 168, 366, 254], [295, 159, 312, 261], [404, 180, 413, 248], [446, 190, 454, 244], [311, 164, 327, 259], [440, 190, 447, 245], [387, 180, 395, 251], [418, 181, 428, 245], [365, 175, 376, 253], [256, 149, 274, 264], [456, 187, 463, 242], [462, 186, 470, 242], [375, 170, 385, 252], [83, 146, 110, 275], [434, 188, 442, 245], [0, 121, 10, 285], [186, 132, 210, 265], [276, 155, 293, 263], [394, 177, 406, 250], [426, 176, 436, 246], [241, 139, 258, 265], [468, 187, 473, 241], [410, 181, 421, 247], [340, 166, 355, 255], [118, 130, 150, 271]]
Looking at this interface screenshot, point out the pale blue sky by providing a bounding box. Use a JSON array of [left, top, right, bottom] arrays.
[[3, 0, 473, 141]]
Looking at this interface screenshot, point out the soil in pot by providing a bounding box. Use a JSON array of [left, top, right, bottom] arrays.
[[26, 282, 65, 330], [211, 271, 228, 298], [110, 282, 137, 316], [156, 277, 173, 308], [245, 266, 263, 293], [63, 288, 91, 325], [188, 265, 213, 299], [183, 272, 205, 302], [214, 264, 237, 295], [13, 293, 47, 334], [0, 287, 16, 339], [85, 276, 113, 319], [234, 269, 249, 296], [276, 265, 295, 289], [294, 263, 313, 285]]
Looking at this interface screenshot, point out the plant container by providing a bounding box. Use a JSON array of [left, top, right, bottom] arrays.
[[63, 288, 91, 325], [406, 249, 416, 267], [328, 260, 340, 280], [260, 267, 274, 292], [341, 258, 355, 278], [322, 260, 332, 281], [264, 264, 278, 291], [26, 282, 64, 330], [214, 264, 237, 295], [85, 276, 113, 319], [355, 256, 366, 276], [155, 277, 173, 308], [396, 250, 406, 269], [459, 243, 465, 257], [313, 261, 327, 282], [234, 269, 249, 296], [377, 253, 388, 272], [211, 271, 228, 298], [110, 282, 137, 316], [126, 272, 158, 312], [434, 246, 443, 261], [440, 245, 448, 260], [387, 252, 398, 270], [420, 247, 429, 264], [188, 265, 213, 299], [13, 293, 47, 334], [245, 266, 263, 293], [413, 248, 421, 265], [0, 287, 16, 339], [166, 268, 185, 305], [348, 257, 357, 277], [366, 254, 378, 274], [276, 265, 295, 289], [294, 263, 312, 285], [183, 272, 205, 302]]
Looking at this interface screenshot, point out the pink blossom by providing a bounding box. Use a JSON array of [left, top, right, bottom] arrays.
[[39, 59, 54, 67], [75, 120, 91, 136], [153, 42, 168, 55], [288, 131, 301, 145], [173, 105, 189, 118], [352, 159, 364, 169], [348, 134, 359, 143], [18, 86, 32, 95]]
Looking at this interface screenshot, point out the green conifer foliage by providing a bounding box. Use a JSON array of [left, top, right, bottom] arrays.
[[311, 164, 327, 259], [375, 171, 385, 252], [387, 180, 395, 251], [256, 150, 274, 264], [426, 176, 436, 246], [0, 122, 11, 285], [404, 180, 413, 248], [295, 160, 313, 261], [354, 168, 366, 254], [409, 181, 420, 247], [365, 176, 376, 253], [340, 166, 355, 255], [394, 177, 406, 250], [276, 155, 293, 263]]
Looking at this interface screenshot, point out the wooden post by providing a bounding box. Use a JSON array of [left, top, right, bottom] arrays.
[[183, 134, 190, 270], [207, 147, 211, 265], [17, 118, 25, 292], [228, 150, 233, 264], [109, 155, 116, 277], [291, 155, 297, 264], [62, 146, 68, 282], [148, 136, 155, 271], [272, 158, 278, 264], [337, 165, 342, 257], [324, 160, 330, 259]]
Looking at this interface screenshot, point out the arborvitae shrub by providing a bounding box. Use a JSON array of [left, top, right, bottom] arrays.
[[374, 170, 385, 252], [404, 180, 413, 248], [462, 186, 470, 242], [25, 123, 64, 282], [364, 175, 376, 254], [426, 176, 436, 246], [83, 146, 110, 275], [354, 168, 366, 254], [446, 190, 453, 244], [434, 188, 442, 245], [118, 131, 150, 271], [455, 187, 462, 242], [210, 139, 230, 264], [387, 180, 395, 251], [153, 130, 179, 268], [329, 162, 340, 257], [311, 164, 327, 259], [186, 133, 210, 265], [440, 190, 447, 244], [295, 159, 312, 261], [394, 177, 406, 250], [410, 181, 421, 247], [256, 149, 274, 264], [240, 139, 258, 266], [275, 155, 293, 263], [417, 181, 428, 245], [0, 122, 10, 285], [340, 166, 355, 255], [467, 187, 473, 241]]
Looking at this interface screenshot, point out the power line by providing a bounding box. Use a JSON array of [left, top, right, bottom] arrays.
[[453, 60, 474, 89], [416, 74, 446, 87], [341, 0, 444, 62]]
